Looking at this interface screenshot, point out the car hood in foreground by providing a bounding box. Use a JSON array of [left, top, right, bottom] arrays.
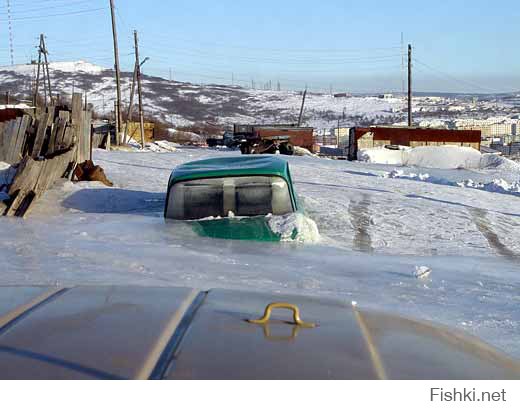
[[0, 286, 519, 380]]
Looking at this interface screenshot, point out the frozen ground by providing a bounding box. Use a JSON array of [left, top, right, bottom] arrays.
[[1, 148, 519, 358]]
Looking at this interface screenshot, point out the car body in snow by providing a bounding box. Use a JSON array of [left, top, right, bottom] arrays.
[[0, 285, 519, 380], [164, 155, 302, 241]]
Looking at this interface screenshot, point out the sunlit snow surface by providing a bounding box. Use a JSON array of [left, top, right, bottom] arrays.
[[1, 148, 519, 358]]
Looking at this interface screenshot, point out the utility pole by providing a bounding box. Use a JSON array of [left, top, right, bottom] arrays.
[[337, 117, 340, 146], [134, 30, 146, 150], [41, 35, 52, 104], [109, 0, 123, 145], [124, 61, 138, 144], [34, 43, 42, 106], [298, 88, 307, 127], [33, 34, 52, 106], [408, 44, 412, 127]]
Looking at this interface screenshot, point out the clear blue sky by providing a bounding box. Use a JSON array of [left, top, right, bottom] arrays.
[[1, 0, 518, 93]]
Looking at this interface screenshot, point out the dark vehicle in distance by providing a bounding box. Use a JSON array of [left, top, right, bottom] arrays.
[[206, 131, 241, 149], [233, 124, 315, 156]]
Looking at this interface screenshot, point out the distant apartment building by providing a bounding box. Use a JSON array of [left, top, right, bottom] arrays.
[[455, 118, 519, 141]]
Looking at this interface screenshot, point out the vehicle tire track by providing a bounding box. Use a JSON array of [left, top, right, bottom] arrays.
[[470, 208, 518, 259], [349, 194, 374, 253]]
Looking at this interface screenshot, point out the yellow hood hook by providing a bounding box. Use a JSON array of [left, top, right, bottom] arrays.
[[248, 302, 316, 328]]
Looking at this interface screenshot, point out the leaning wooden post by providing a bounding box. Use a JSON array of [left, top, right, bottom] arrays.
[[123, 61, 138, 145], [134, 30, 146, 150], [71, 93, 83, 163]]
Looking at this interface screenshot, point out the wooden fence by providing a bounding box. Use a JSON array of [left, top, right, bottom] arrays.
[[0, 93, 93, 217], [0, 93, 91, 165]]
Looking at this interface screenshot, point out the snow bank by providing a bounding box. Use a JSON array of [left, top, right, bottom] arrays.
[[458, 179, 520, 196], [480, 154, 520, 172], [126, 138, 181, 153], [406, 146, 482, 169], [293, 146, 316, 157], [146, 140, 180, 153], [358, 146, 408, 165], [385, 169, 520, 197], [267, 213, 321, 243], [360, 146, 498, 170], [383, 169, 452, 185]]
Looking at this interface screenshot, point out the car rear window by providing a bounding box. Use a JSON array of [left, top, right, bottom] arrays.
[[166, 176, 293, 220]]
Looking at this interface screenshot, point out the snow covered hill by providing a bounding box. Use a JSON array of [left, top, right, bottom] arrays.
[[0, 60, 407, 128], [3, 60, 519, 131]]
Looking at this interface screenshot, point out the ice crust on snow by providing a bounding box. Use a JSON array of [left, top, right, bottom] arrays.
[[1, 148, 520, 357]]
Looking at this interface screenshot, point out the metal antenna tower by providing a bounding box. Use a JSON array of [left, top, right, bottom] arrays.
[[6, 0, 15, 65]]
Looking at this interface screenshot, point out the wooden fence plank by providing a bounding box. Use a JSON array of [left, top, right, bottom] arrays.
[[11, 115, 31, 163], [47, 117, 59, 156], [62, 125, 74, 150], [5, 117, 22, 164], [53, 117, 68, 152], [6, 147, 75, 217], [31, 105, 55, 158], [71, 93, 83, 162], [81, 110, 92, 162], [4, 120, 17, 162], [58, 111, 70, 122], [5, 157, 44, 217], [31, 114, 49, 158]]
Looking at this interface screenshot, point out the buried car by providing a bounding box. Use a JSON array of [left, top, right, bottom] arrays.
[[0, 285, 519, 380], [164, 155, 307, 241]]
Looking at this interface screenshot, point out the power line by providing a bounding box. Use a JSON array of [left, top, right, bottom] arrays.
[[0, 0, 93, 16], [0, 7, 106, 22], [413, 57, 507, 93], [143, 31, 402, 54]]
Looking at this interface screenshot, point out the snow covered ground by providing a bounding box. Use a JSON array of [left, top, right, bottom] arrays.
[[1, 147, 519, 358]]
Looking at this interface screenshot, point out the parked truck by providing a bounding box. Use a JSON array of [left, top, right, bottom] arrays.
[[233, 124, 315, 156], [206, 131, 241, 149]]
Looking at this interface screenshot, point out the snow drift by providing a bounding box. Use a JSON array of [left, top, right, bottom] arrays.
[[360, 145, 520, 171]]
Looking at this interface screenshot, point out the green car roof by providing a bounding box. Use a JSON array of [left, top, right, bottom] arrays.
[[166, 155, 300, 218], [168, 155, 292, 185]]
